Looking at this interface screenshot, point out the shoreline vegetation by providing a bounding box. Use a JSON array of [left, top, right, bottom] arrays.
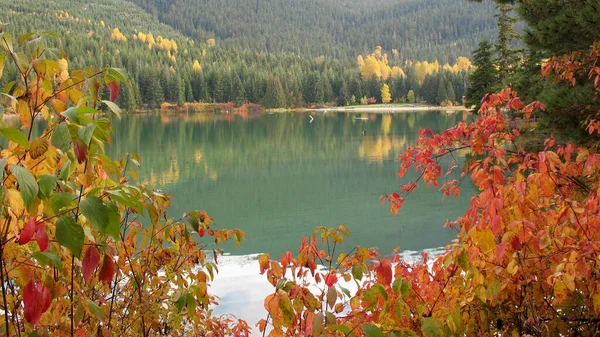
[[1, 103, 470, 121]]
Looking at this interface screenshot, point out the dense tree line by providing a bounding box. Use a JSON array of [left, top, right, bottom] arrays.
[[0, 0, 473, 111], [126, 0, 498, 63]]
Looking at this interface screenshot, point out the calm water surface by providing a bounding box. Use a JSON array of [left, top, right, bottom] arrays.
[[107, 109, 475, 331], [108, 110, 474, 257]]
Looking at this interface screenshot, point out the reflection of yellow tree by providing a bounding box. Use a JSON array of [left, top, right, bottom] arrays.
[[381, 115, 392, 136], [358, 135, 406, 163], [408, 114, 416, 129]]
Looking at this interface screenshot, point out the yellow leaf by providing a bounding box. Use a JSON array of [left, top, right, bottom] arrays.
[[593, 294, 600, 315], [51, 99, 67, 114], [507, 259, 519, 275], [17, 100, 30, 129], [69, 89, 85, 105], [29, 138, 49, 160], [6, 189, 25, 217], [469, 227, 496, 255], [563, 273, 575, 292], [553, 280, 568, 305]]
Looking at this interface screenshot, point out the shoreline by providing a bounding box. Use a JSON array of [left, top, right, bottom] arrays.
[[307, 105, 470, 113]]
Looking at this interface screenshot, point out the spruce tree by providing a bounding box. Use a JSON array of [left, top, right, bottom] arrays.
[[264, 76, 286, 108], [494, 3, 520, 81], [466, 40, 498, 109]]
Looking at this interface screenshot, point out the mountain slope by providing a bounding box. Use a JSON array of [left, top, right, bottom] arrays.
[[126, 0, 498, 63]]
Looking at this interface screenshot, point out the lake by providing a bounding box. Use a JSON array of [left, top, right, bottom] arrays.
[[107, 109, 475, 330]]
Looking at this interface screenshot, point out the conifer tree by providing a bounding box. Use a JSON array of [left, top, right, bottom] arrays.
[[264, 76, 286, 108], [494, 3, 520, 81], [466, 40, 498, 109]]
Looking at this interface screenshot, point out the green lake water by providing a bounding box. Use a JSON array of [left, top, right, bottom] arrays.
[[107, 110, 475, 258]]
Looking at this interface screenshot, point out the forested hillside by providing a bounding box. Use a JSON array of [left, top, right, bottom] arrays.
[[0, 0, 486, 110], [127, 0, 497, 62]]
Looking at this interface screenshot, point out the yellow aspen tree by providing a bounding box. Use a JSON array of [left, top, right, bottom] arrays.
[[391, 66, 405, 78], [361, 55, 381, 80], [381, 83, 392, 104]]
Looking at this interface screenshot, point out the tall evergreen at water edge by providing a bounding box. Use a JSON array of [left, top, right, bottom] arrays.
[[466, 40, 498, 109], [494, 3, 521, 81]]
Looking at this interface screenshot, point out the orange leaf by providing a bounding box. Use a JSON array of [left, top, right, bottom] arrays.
[[375, 258, 392, 285]]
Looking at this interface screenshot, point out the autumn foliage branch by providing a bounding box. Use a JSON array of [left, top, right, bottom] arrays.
[[259, 41, 600, 337], [0, 31, 247, 337]]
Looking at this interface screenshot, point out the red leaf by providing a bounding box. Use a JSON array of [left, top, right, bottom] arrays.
[[98, 254, 115, 284], [23, 280, 51, 325], [73, 140, 88, 164], [34, 229, 49, 252], [107, 81, 120, 102], [19, 217, 36, 245], [375, 258, 393, 285], [82, 246, 101, 283], [324, 273, 338, 287], [198, 228, 205, 238]]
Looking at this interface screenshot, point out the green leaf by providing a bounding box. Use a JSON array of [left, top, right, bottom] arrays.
[[175, 293, 189, 311], [32, 252, 63, 272], [51, 192, 74, 214], [56, 216, 84, 257], [78, 123, 96, 146], [185, 294, 196, 317], [61, 107, 80, 123], [401, 280, 412, 299], [457, 251, 469, 271], [38, 175, 57, 199], [362, 324, 385, 337], [392, 278, 402, 293], [51, 123, 71, 152], [0, 127, 29, 148], [421, 317, 443, 337], [87, 299, 105, 319], [372, 284, 388, 301], [59, 160, 71, 181], [108, 68, 128, 83], [80, 197, 109, 233], [10, 164, 38, 207], [0, 54, 7, 80], [329, 325, 351, 335], [105, 202, 121, 240], [352, 263, 363, 281], [185, 212, 200, 232], [106, 190, 143, 214], [279, 294, 294, 327], [102, 100, 122, 119]]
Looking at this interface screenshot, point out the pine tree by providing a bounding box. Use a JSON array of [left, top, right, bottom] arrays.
[[177, 76, 186, 106], [494, 3, 520, 81], [446, 81, 456, 103], [303, 72, 323, 104], [466, 40, 498, 109], [263, 76, 286, 108], [231, 72, 246, 106], [436, 78, 448, 105]]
